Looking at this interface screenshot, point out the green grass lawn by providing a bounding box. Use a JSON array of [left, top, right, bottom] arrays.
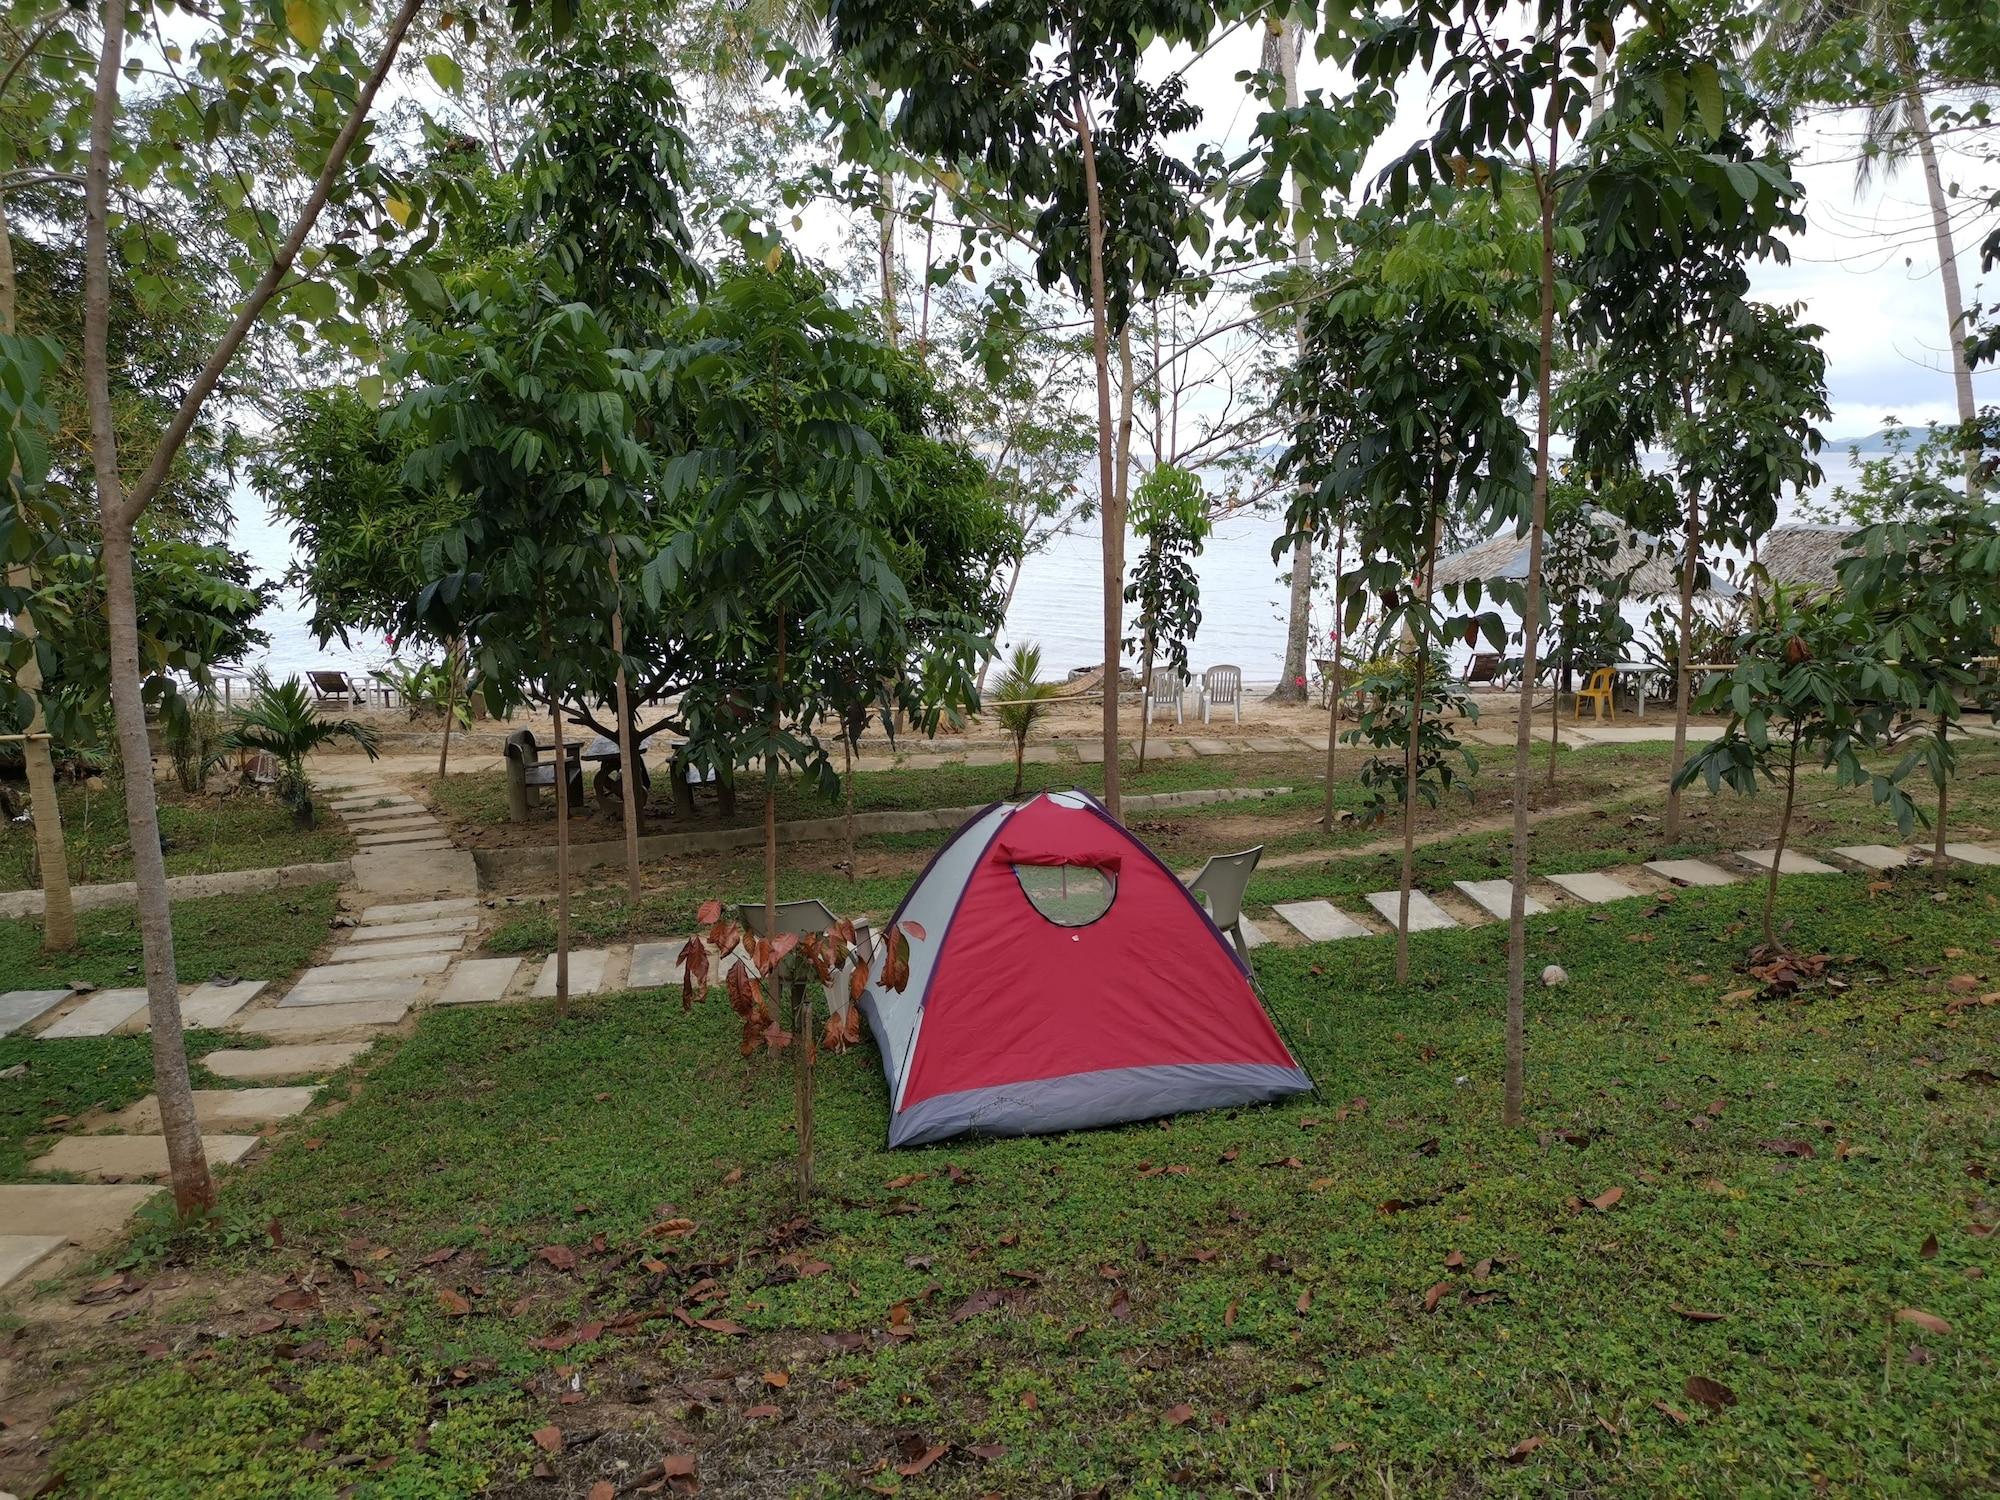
[[0, 884, 341, 997], [0, 783, 352, 892], [28, 871, 1999, 1497]]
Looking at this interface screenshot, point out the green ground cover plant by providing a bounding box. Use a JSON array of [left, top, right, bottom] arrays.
[[33, 871, 1997, 1497]]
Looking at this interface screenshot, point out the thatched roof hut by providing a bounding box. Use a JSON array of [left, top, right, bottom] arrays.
[[1756, 525, 1858, 592], [1430, 516, 1701, 598]]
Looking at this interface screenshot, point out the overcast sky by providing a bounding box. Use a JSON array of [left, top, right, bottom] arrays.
[[1160, 24, 1995, 444]]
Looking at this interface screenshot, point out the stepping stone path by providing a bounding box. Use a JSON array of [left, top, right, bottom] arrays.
[[181, 979, 267, 1029], [1643, 859, 1740, 888], [1188, 739, 1234, 756], [436, 957, 523, 1006], [533, 949, 612, 997], [0, 990, 71, 1037], [279, 976, 429, 1008], [235, 998, 413, 1038], [1833, 845, 1917, 871], [627, 942, 686, 989], [109, 1087, 318, 1132], [1271, 901, 1371, 943], [1734, 849, 1841, 876], [1453, 879, 1547, 920], [1546, 871, 1641, 904], [0, 1183, 166, 1294], [1365, 890, 1459, 932], [204, 1042, 369, 1081], [30, 1133, 260, 1180], [37, 988, 148, 1039], [1945, 843, 2000, 866]]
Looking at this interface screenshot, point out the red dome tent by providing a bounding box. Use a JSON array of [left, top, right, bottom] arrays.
[[858, 790, 1313, 1147]]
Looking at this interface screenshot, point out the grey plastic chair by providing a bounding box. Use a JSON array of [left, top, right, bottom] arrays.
[[1186, 844, 1263, 961], [1199, 665, 1242, 725], [1143, 665, 1185, 724]]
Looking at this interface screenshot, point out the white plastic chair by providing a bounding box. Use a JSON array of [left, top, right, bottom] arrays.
[[1143, 665, 1184, 724], [1199, 665, 1242, 725], [1187, 845, 1263, 960]]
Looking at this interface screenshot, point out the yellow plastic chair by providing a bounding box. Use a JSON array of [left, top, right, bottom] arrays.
[[1573, 666, 1616, 721]]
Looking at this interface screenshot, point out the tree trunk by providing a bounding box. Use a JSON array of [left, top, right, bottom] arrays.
[[1765, 725, 1802, 950], [976, 551, 1028, 696], [1269, 21, 1312, 706], [610, 557, 641, 903], [542, 610, 571, 1016], [1545, 646, 1563, 788], [1899, 34, 1979, 496], [1075, 88, 1122, 823], [1011, 735, 1026, 797], [1136, 636, 1156, 770], [843, 730, 857, 882], [1395, 500, 1439, 985], [0, 201, 71, 950], [1504, 141, 1560, 1130], [435, 638, 457, 780], [1320, 520, 1347, 832], [1933, 712, 1949, 868], [876, 166, 900, 351], [1663, 480, 1701, 842], [84, 0, 213, 1218]]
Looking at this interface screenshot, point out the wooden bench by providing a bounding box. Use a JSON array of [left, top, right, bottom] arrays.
[[503, 729, 583, 822]]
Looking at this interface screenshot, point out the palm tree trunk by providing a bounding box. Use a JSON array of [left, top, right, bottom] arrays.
[[1270, 20, 1312, 705], [84, 0, 212, 1217], [1898, 32, 1978, 495], [1075, 86, 1122, 824]]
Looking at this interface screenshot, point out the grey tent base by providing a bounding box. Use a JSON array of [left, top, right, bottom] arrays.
[[886, 1061, 1313, 1148]]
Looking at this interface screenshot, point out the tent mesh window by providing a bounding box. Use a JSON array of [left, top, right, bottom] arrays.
[[1012, 863, 1116, 927]]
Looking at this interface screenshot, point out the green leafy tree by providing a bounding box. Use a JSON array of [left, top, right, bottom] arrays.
[[1836, 494, 2000, 865], [1341, 647, 1480, 832], [1123, 462, 1209, 770], [1280, 203, 1529, 984], [224, 674, 381, 828], [822, 0, 1235, 820], [1678, 587, 1918, 950], [1539, 480, 1639, 781]]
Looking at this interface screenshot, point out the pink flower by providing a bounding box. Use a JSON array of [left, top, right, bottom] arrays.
[[1293, 674, 1306, 687]]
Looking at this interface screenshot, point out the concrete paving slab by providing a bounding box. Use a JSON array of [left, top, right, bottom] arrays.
[[0, 1183, 161, 1243], [203, 1042, 368, 1081], [233, 999, 411, 1038], [1644, 859, 1740, 887], [1734, 849, 1841, 876], [294, 953, 454, 986], [356, 828, 452, 849], [346, 913, 478, 940], [435, 957, 524, 1006], [1237, 916, 1269, 950], [1020, 745, 1063, 764], [1547, 871, 1643, 904], [350, 846, 478, 899], [1187, 738, 1234, 756], [368, 840, 453, 853], [532, 949, 610, 997], [279, 976, 428, 1008], [1831, 844, 1918, 872], [323, 933, 466, 963], [1247, 737, 1299, 753], [1563, 724, 1678, 743], [1271, 901, 1372, 942], [627, 941, 685, 989], [1945, 842, 2000, 866], [37, 988, 149, 1039], [0, 990, 72, 1037], [0, 1234, 71, 1294], [345, 816, 440, 835], [1453, 879, 1547, 920], [31, 1134, 260, 1179], [180, 980, 267, 1029], [1365, 890, 1459, 932], [1073, 740, 1104, 764], [110, 1087, 318, 1132], [358, 898, 478, 924]]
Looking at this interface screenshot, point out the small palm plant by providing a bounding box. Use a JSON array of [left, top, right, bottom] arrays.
[[224, 674, 380, 827], [989, 643, 1060, 797]]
